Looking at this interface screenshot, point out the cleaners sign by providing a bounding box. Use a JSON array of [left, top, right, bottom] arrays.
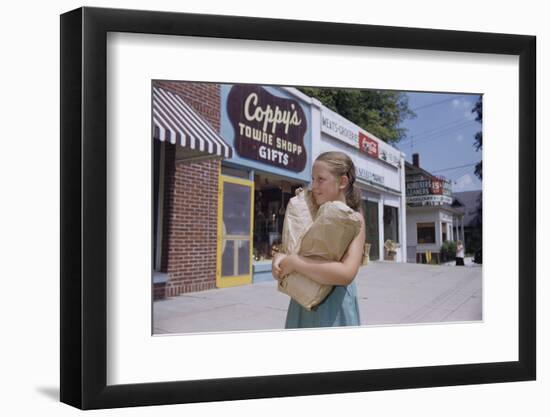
[[406, 176, 453, 206], [226, 85, 307, 172]]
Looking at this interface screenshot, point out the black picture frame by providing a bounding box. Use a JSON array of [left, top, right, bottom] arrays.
[[60, 6, 536, 410]]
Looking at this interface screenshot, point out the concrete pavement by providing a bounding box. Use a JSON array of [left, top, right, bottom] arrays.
[[153, 259, 482, 334]]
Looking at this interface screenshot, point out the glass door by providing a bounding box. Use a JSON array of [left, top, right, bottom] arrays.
[[364, 200, 380, 261], [217, 175, 254, 288]]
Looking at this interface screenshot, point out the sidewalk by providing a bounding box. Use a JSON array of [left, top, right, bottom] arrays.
[[153, 260, 482, 334]]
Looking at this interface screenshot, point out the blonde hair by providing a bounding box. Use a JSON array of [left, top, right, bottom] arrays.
[[315, 151, 362, 211]]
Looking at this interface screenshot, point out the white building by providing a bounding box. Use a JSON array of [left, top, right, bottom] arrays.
[[405, 154, 464, 263], [308, 99, 408, 262]]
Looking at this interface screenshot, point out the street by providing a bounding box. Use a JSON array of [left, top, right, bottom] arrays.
[[153, 259, 482, 334]]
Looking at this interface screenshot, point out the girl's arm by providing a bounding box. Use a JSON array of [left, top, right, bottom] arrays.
[[281, 216, 366, 286]]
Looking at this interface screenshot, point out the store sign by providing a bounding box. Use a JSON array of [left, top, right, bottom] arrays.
[[321, 108, 401, 168], [379, 148, 401, 168], [358, 132, 378, 158], [406, 176, 453, 206], [321, 112, 358, 148], [227, 85, 307, 172], [357, 166, 385, 187], [407, 195, 453, 205]]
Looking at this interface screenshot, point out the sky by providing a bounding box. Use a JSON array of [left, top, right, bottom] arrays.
[[395, 92, 482, 192]]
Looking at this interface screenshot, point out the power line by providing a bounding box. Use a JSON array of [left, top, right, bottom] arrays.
[[403, 122, 478, 148], [397, 124, 478, 154], [431, 162, 479, 173], [436, 164, 472, 179], [410, 95, 471, 112], [447, 167, 476, 184], [402, 95, 479, 153], [446, 166, 474, 178], [450, 167, 482, 189], [401, 117, 476, 142], [405, 120, 476, 142], [432, 166, 471, 183]]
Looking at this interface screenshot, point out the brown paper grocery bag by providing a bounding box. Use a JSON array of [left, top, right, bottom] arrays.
[[278, 190, 362, 310]]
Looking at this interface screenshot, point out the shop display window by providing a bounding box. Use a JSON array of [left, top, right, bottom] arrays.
[[253, 176, 302, 262], [383, 205, 399, 243], [417, 222, 436, 244]]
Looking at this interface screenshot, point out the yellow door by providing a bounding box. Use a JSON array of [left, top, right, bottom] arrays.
[[216, 174, 254, 288]]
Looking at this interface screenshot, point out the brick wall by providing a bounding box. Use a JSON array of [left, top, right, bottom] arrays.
[[154, 80, 220, 130], [154, 81, 221, 298]]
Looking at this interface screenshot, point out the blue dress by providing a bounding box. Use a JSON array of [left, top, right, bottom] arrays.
[[285, 280, 361, 328]]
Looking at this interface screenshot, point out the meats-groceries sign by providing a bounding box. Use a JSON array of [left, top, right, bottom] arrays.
[[226, 85, 307, 172], [321, 107, 401, 168]]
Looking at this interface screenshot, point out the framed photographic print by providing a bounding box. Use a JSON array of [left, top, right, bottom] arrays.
[[60, 6, 536, 410]]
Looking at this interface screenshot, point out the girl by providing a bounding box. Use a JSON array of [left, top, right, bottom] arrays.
[[272, 151, 366, 328], [455, 240, 465, 266]]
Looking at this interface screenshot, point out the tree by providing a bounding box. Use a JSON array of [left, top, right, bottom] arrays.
[[471, 96, 483, 255], [472, 96, 482, 179], [297, 87, 415, 144]]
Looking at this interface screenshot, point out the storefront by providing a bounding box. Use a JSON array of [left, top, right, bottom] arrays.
[[152, 82, 234, 298], [153, 81, 409, 299], [405, 155, 463, 263], [219, 84, 313, 285], [315, 105, 407, 262]]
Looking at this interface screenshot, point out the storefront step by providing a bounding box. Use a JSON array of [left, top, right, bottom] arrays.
[[153, 272, 169, 300], [253, 261, 275, 283]]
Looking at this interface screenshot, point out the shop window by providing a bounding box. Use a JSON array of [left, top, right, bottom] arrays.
[[417, 222, 436, 244], [253, 175, 302, 262], [442, 222, 447, 242], [223, 182, 251, 235], [383, 205, 399, 243], [220, 180, 252, 279]]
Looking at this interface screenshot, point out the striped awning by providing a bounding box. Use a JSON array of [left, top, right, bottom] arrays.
[[152, 86, 232, 159]]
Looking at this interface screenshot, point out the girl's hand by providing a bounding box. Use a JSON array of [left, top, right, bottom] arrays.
[[272, 253, 286, 281], [279, 254, 297, 278]]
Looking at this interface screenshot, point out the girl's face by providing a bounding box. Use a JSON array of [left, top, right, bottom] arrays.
[[311, 160, 348, 205]]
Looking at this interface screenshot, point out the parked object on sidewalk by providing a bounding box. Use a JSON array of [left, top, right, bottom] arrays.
[[384, 239, 397, 261], [425, 250, 432, 264], [278, 188, 362, 310], [362, 243, 371, 265]]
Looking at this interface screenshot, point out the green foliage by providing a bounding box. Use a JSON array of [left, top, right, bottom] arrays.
[[297, 87, 415, 144], [440, 240, 458, 263], [471, 96, 483, 256], [472, 96, 483, 180], [467, 226, 482, 254]]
